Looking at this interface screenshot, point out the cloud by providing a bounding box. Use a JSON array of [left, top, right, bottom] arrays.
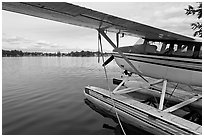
[[135, 3, 197, 36], [2, 34, 64, 52], [33, 40, 61, 49], [153, 5, 184, 19], [2, 34, 31, 45]]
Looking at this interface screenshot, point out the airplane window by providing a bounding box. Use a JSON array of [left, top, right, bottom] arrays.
[[154, 42, 162, 52], [181, 45, 187, 52], [146, 41, 163, 52], [165, 44, 170, 51], [159, 42, 167, 54], [185, 45, 194, 57], [199, 46, 202, 58], [171, 44, 199, 58], [199, 50, 202, 58], [174, 44, 178, 51], [144, 41, 161, 54], [135, 38, 145, 45], [193, 45, 201, 59], [126, 40, 202, 59], [147, 41, 153, 45]]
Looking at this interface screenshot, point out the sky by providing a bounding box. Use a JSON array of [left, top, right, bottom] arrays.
[[2, 2, 199, 53]]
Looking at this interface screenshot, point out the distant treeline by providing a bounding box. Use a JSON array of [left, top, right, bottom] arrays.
[[2, 50, 111, 57]]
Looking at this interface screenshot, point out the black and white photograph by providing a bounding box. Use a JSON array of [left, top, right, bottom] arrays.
[[2, 1, 202, 135]]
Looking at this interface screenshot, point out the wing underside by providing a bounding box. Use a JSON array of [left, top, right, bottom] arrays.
[[2, 2, 201, 43]]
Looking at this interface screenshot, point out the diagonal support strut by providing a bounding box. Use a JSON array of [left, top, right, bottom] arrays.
[[159, 79, 167, 110], [98, 29, 149, 83], [163, 95, 202, 113]]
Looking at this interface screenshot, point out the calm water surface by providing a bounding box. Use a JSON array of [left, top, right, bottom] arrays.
[[2, 57, 147, 135]]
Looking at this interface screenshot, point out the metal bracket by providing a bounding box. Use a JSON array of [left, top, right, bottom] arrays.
[[113, 77, 128, 94]]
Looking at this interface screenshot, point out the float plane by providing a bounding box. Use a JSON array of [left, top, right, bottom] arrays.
[[2, 2, 202, 135]]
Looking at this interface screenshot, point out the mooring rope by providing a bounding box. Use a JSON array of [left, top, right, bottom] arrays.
[[98, 31, 126, 135]]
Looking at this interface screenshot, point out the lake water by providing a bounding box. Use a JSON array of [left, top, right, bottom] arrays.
[[2, 57, 149, 135]]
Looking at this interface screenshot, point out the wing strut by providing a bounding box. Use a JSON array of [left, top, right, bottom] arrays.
[[98, 29, 149, 83], [159, 80, 167, 110]]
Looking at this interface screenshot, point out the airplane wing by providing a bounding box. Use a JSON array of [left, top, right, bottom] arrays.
[[2, 2, 201, 43]]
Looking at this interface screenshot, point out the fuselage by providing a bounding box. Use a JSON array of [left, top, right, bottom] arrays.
[[113, 41, 202, 87]]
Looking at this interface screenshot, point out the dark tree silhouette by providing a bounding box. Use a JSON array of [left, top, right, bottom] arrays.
[[2, 49, 111, 57], [57, 51, 61, 57], [185, 2, 202, 37]]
